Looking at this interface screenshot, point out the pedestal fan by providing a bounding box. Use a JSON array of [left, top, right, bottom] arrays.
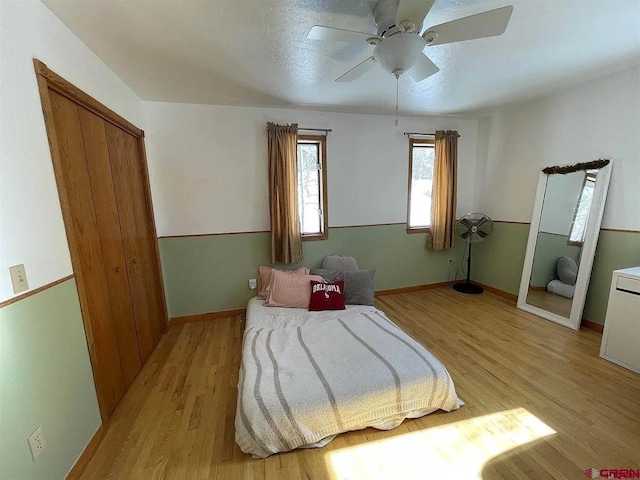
[[453, 213, 493, 294]]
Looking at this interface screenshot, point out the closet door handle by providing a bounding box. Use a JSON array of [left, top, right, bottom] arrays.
[[132, 258, 138, 264], [115, 266, 120, 273]]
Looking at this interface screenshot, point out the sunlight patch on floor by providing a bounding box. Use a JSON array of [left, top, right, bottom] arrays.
[[325, 408, 556, 480]]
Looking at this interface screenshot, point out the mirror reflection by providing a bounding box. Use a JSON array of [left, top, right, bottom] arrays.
[[525, 169, 598, 318]]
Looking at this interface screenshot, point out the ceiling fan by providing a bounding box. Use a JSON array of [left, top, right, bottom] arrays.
[[307, 0, 513, 83]]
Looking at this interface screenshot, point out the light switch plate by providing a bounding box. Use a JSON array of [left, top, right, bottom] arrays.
[[9, 264, 29, 294]]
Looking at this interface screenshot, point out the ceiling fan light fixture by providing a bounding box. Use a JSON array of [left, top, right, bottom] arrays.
[[373, 33, 426, 76]]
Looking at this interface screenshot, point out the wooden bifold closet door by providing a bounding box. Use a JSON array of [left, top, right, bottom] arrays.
[[36, 62, 167, 420]]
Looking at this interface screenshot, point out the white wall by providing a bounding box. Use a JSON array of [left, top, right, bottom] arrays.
[[144, 102, 480, 236], [0, 0, 145, 302], [476, 65, 640, 230]]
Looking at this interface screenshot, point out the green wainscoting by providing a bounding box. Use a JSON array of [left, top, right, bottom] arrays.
[[158, 224, 466, 318], [471, 222, 530, 297], [158, 223, 639, 323], [529, 232, 582, 287], [0, 279, 101, 480], [472, 222, 640, 324], [583, 230, 640, 324]]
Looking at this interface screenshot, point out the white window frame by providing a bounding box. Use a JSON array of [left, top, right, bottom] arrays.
[[407, 138, 435, 233], [297, 135, 328, 241]]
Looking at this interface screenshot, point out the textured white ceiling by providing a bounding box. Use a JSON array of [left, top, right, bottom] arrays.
[[42, 0, 640, 115]]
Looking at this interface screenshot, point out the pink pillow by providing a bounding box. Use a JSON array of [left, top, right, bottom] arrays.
[[264, 270, 325, 308], [257, 266, 309, 299]]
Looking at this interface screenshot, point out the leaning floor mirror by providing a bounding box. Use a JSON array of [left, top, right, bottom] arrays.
[[517, 160, 612, 330]]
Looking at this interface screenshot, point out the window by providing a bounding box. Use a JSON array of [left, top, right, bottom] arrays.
[[568, 170, 597, 246], [407, 138, 435, 232], [297, 135, 328, 240]]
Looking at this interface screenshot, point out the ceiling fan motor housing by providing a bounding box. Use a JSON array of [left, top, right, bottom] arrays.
[[374, 0, 419, 37]]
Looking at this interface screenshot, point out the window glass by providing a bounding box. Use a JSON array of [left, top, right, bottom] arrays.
[[568, 172, 596, 244], [408, 141, 435, 229], [297, 136, 327, 239]]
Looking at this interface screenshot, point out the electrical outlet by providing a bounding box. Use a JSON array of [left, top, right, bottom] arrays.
[[248, 278, 257, 290], [9, 264, 29, 294], [28, 426, 46, 461]]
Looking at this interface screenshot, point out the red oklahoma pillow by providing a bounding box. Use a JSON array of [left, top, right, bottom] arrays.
[[309, 280, 346, 311]]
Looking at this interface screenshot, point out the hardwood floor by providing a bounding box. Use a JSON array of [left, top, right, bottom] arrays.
[[526, 288, 573, 318], [79, 288, 640, 480]]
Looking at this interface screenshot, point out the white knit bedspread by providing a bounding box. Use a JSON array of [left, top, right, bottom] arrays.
[[235, 300, 461, 458]]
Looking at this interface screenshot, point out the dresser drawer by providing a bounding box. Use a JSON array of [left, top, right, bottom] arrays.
[[617, 275, 640, 295]]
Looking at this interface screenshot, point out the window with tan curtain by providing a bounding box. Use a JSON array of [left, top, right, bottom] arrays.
[[428, 130, 458, 251], [267, 122, 303, 263]]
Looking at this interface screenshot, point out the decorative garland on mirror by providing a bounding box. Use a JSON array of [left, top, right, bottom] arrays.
[[542, 159, 610, 175]]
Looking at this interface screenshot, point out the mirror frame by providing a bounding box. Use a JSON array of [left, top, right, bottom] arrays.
[[517, 161, 612, 330]]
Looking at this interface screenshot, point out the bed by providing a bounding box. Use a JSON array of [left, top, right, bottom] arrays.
[[235, 297, 462, 458]]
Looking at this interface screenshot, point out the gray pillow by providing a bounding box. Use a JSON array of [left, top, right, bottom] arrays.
[[322, 255, 359, 272], [556, 256, 578, 285], [309, 268, 343, 283], [343, 270, 376, 306]]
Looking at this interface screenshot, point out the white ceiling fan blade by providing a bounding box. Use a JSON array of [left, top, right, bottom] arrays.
[[307, 25, 380, 44], [335, 56, 377, 82], [396, 0, 436, 32], [423, 6, 513, 46], [408, 53, 439, 82]]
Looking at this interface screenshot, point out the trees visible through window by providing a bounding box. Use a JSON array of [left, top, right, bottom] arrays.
[[407, 138, 435, 232], [297, 136, 328, 240], [568, 171, 597, 245]]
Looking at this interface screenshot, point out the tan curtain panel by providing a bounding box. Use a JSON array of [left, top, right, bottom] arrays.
[[267, 122, 303, 264], [428, 130, 458, 251]]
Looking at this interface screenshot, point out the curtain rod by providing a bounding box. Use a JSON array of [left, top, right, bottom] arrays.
[[299, 127, 332, 133], [403, 132, 461, 137]]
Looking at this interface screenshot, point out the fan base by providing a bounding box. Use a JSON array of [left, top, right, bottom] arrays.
[[453, 282, 484, 295]]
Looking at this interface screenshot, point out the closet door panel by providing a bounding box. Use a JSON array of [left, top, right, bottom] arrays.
[[120, 133, 165, 353], [105, 124, 165, 361], [78, 107, 142, 387], [49, 91, 125, 415]]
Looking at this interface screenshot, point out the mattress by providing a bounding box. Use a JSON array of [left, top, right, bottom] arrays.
[[236, 297, 461, 458]]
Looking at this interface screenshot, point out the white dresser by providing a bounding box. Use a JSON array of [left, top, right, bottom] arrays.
[[600, 267, 640, 373]]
